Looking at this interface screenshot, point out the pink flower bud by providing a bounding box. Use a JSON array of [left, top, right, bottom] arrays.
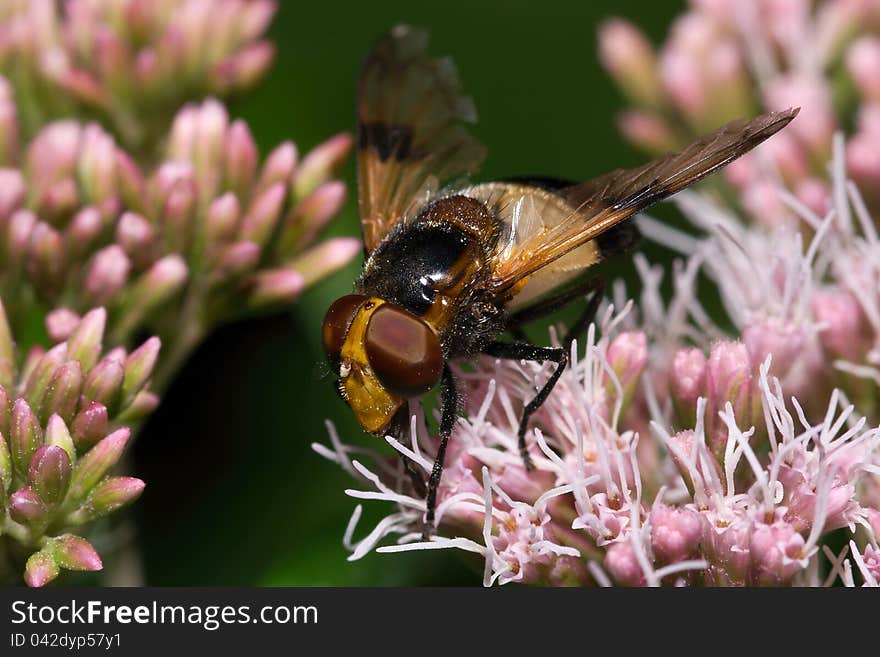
[[617, 110, 678, 155], [707, 340, 752, 411], [45, 309, 81, 343], [0, 77, 18, 165], [213, 40, 275, 90], [659, 48, 707, 122], [604, 541, 646, 586], [847, 37, 880, 101], [223, 120, 258, 198], [65, 307, 106, 372], [606, 330, 647, 392], [80, 476, 145, 520], [701, 514, 752, 583], [120, 390, 159, 422], [168, 104, 199, 162], [0, 431, 11, 493], [154, 160, 195, 202], [85, 245, 131, 305], [39, 179, 79, 220], [65, 207, 104, 258], [287, 237, 361, 288], [248, 268, 305, 308], [0, 300, 14, 388], [193, 99, 228, 191], [71, 402, 109, 451], [25, 550, 59, 587], [293, 133, 352, 200], [240, 182, 286, 246], [650, 504, 702, 564], [794, 178, 830, 218], [116, 212, 155, 266], [742, 318, 805, 377], [858, 545, 880, 584], [741, 179, 786, 227], [26, 222, 63, 293], [45, 414, 75, 462], [767, 74, 834, 153], [23, 343, 68, 410], [122, 337, 160, 402], [257, 141, 297, 192], [598, 18, 662, 107], [28, 445, 71, 505], [40, 360, 82, 424], [239, 0, 277, 42], [10, 399, 43, 476], [115, 149, 145, 209], [59, 69, 108, 108], [666, 429, 722, 500], [279, 180, 347, 254], [67, 427, 131, 506], [82, 357, 124, 409], [214, 241, 260, 279], [77, 124, 117, 205], [749, 520, 807, 585], [846, 130, 880, 183], [0, 168, 25, 220], [206, 192, 240, 244], [671, 347, 707, 414], [27, 121, 80, 186], [117, 256, 188, 335], [5, 210, 36, 270], [50, 534, 102, 572], [10, 485, 48, 526], [133, 49, 159, 87], [813, 289, 871, 361]]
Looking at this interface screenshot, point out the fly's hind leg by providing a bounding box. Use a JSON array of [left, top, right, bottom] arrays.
[[483, 341, 568, 471], [487, 278, 605, 470]]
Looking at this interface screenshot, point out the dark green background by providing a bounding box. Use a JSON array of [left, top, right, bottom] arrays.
[[133, 0, 684, 585]]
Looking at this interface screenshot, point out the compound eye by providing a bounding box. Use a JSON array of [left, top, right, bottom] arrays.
[[322, 294, 368, 365], [364, 304, 443, 398]]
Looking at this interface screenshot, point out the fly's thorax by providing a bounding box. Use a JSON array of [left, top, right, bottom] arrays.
[[357, 194, 497, 333]]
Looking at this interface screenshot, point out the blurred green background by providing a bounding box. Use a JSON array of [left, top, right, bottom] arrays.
[[133, 0, 684, 585]]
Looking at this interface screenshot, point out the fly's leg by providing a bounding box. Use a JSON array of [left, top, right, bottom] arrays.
[[483, 341, 568, 471], [489, 278, 605, 469], [423, 364, 459, 538]]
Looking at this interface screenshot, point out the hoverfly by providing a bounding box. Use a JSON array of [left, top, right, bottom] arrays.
[[322, 25, 797, 531]]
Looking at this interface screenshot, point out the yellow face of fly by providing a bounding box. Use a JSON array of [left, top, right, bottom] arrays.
[[338, 298, 403, 435]]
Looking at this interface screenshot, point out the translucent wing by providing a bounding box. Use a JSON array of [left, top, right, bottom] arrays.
[[357, 25, 487, 253], [480, 109, 799, 301]]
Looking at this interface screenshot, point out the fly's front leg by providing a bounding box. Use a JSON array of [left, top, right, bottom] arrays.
[[483, 341, 568, 470], [423, 363, 459, 538]]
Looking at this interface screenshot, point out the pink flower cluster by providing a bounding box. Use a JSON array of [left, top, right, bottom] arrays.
[[0, 0, 277, 150], [0, 2, 356, 585], [316, 127, 880, 588], [599, 0, 880, 225], [0, 91, 356, 391], [0, 304, 155, 587]]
